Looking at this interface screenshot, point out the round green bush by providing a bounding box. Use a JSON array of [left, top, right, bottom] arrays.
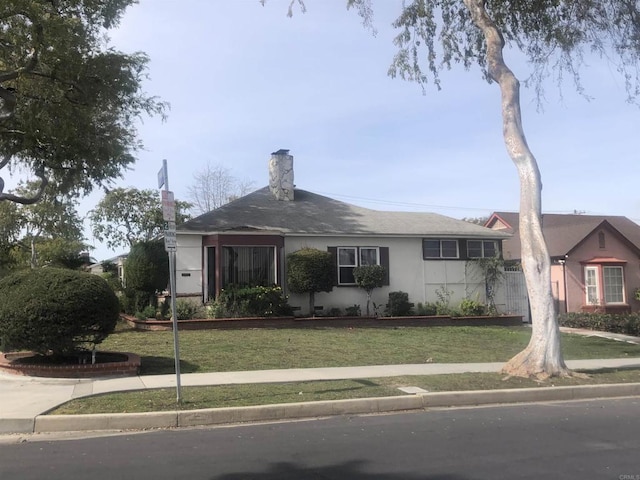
[[0, 268, 120, 355]]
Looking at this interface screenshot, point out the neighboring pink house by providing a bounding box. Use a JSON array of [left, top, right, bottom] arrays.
[[486, 212, 640, 314]]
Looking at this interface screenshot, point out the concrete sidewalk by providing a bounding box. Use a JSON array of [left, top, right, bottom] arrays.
[[2, 357, 640, 435], [1, 327, 638, 435]]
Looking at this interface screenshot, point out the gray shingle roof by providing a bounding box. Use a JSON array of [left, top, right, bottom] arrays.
[[490, 211, 640, 260], [179, 187, 509, 238]]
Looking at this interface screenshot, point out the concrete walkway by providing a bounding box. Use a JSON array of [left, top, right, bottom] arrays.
[[0, 327, 638, 435]]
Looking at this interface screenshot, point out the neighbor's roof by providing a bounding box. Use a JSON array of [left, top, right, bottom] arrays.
[[487, 211, 640, 260], [179, 187, 509, 238]]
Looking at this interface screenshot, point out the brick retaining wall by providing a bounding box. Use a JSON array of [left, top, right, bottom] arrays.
[[0, 352, 141, 378]]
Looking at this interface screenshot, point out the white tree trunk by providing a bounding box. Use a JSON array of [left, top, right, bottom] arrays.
[[463, 0, 569, 378]]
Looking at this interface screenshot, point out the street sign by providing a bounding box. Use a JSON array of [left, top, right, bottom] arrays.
[[161, 190, 175, 221], [164, 232, 177, 251], [164, 220, 176, 251]]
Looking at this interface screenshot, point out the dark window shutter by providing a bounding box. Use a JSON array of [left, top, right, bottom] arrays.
[[380, 247, 390, 285], [327, 247, 338, 286]]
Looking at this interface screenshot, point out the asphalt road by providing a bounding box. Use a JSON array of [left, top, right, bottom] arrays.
[[1, 398, 639, 480]]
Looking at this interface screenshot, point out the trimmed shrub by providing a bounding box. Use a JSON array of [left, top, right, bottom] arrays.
[[212, 285, 292, 317], [353, 265, 386, 317], [559, 312, 640, 336], [287, 248, 335, 315], [385, 291, 414, 316], [0, 268, 119, 355], [124, 240, 169, 312]]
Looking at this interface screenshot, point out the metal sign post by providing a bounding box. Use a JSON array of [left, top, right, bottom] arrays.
[[158, 159, 181, 403]]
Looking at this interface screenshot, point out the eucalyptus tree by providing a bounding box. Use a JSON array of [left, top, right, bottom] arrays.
[[90, 187, 192, 250], [269, 0, 640, 378], [0, 0, 166, 205]]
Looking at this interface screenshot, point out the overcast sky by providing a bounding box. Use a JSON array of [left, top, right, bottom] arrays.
[[77, 0, 639, 260]]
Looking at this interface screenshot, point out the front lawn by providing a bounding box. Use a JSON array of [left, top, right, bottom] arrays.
[[99, 323, 640, 375]]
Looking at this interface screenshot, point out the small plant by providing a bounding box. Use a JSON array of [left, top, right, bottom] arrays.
[[345, 304, 361, 316], [175, 300, 200, 320], [416, 302, 438, 316], [385, 291, 414, 316], [141, 305, 157, 319], [435, 286, 454, 315], [459, 297, 486, 316]]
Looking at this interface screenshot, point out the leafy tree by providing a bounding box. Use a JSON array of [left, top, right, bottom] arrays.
[[272, 0, 640, 379], [0, 268, 119, 355], [0, 0, 166, 205], [11, 181, 85, 268], [353, 265, 386, 317], [35, 238, 91, 270], [287, 248, 335, 315], [123, 240, 169, 312], [0, 200, 21, 274], [187, 163, 254, 215], [90, 187, 191, 250]]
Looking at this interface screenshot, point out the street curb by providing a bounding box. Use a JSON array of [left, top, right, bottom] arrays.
[[26, 382, 640, 434]]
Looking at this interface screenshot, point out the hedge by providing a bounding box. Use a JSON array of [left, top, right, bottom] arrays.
[[558, 312, 640, 337]]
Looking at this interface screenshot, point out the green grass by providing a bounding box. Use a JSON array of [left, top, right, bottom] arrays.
[[50, 368, 640, 415], [100, 323, 640, 375]]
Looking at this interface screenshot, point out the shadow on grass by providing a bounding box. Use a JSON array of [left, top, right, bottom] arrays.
[[212, 460, 468, 480], [140, 356, 200, 375]]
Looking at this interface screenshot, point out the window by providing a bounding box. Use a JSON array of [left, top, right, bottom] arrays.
[[423, 239, 459, 259], [584, 265, 625, 305], [337, 247, 380, 285], [585, 266, 599, 304], [467, 240, 498, 258], [222, 246, 275, 287], [598, 231, 606, 249], [603, 266, 624, 303]]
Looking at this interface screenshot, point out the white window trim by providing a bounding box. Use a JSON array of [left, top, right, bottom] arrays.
[[585, 266, 599, 305], [337, 246, 381, 285]]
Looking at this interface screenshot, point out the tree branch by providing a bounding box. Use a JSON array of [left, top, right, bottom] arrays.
[[0, 166, 48, 205]]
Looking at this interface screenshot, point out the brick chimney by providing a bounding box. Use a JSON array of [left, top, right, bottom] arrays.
[[268, 149, 294, 201]]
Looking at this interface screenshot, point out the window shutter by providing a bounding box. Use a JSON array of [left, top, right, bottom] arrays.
[[380, 247, 390, 285], [327, 247, 338, 286]]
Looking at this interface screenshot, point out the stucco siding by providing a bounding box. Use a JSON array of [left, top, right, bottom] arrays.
[[563, 227, 640, 312], [285, 236, 488, 315]]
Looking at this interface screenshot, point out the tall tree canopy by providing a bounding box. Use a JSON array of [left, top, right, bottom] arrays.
[[272, 0, 640, 378], [90, 187, 191, 250], [0, 0, 167, 205]]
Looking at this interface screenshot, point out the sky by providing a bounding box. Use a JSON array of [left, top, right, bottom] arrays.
[[58, 0, 640, 261]]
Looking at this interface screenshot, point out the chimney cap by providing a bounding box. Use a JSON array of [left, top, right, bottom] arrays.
[[271, 149, 290, 155]]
